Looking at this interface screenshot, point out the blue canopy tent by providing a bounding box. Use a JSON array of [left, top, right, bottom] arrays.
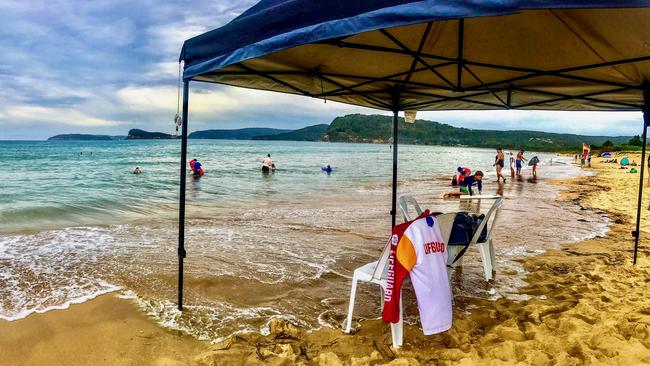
[[177, 0, 650, 310]]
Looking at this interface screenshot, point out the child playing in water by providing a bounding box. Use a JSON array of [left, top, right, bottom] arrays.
[[444, 171, 484, 197], [516, 149, 526, 176], [456, 166, 471, 184], [509, 152, 515, 178]]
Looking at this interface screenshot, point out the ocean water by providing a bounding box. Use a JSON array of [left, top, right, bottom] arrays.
[[0, 140, 608, 340]]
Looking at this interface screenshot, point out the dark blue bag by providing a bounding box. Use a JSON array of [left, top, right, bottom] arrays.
[[448, 212, 487, 265]]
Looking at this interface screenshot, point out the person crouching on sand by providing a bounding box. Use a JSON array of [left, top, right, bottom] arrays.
[[460, 171, 483, 196], [494, 147, 506, 183], [457, 166, 470, 184]]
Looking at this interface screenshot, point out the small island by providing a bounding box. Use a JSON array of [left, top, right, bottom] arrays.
[[126, 129, 174, 140]]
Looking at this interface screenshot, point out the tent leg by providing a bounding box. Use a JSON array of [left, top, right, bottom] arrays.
[[633, 87, 650, 264], [178, 80, 189, 310], [391, 109, 399, 228]]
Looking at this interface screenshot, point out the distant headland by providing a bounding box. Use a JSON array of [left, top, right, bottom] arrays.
[[48, 134, 125, 141], [126, 129, 174, 140], [46, 114, 638, 152]]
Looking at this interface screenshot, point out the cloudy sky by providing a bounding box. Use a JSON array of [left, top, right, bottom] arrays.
[[0, 0, 645, 140]]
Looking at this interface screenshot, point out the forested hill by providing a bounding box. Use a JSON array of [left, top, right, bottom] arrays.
[[252, 124, 328, 141], [324, 114, 632, 151]]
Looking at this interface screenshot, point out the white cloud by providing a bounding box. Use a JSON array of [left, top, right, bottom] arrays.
[[417, 110, 644, 136], [115, 83, 375, 118], [3, 105, 124, 127]]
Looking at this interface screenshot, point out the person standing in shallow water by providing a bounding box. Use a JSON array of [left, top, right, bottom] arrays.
[[262, 154, 273, 173], [509, 152, 515, 178], [493, 148, 506, 183], [516, 149, 526, 176]]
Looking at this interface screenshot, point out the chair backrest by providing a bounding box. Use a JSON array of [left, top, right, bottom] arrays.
[[370, 212, 455, 282], [399, 195, 422, 222], [371, 238, 392, 281], [435, 213, 456, 244], [470, 198, 504, 244]]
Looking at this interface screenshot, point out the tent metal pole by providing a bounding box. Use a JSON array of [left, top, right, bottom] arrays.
[[456, 18, 464, 91], [391, 106, 399, 228], [633, 87, 650, 264], [178, 80, 189, 310]]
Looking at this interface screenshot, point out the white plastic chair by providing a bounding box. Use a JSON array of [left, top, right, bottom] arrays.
[[447, 198, 504, 280], [399, 195, 422, 222], [344, 211, 456, 348], [400, 195, 469, 280]]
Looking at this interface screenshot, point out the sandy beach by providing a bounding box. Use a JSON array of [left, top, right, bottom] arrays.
[[3, 155, 650, 365]]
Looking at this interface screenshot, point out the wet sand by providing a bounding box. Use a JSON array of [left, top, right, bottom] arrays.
[[0, 293, 207, 365], [3, 155, 650, 365]]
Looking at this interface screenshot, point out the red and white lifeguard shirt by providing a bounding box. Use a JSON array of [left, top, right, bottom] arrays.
[[381, 210, 452, 335]]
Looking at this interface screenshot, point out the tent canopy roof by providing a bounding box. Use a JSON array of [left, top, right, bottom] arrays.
[[180, 0, 650, 111]]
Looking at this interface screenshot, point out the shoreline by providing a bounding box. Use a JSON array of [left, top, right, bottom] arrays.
[[2, 157, 650, 364]]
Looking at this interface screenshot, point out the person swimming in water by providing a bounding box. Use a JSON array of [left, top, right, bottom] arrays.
[[133, 167, 141, 175], [494, 147, 506, 183], [322, 165, 332, 173]]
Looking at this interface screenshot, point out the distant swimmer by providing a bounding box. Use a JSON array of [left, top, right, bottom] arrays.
[[189, 159, 204, 176], [494, 147, 506, 183], [262, 154, 273, 173], [322, 165, 332, 173], [133, 167, 142, 175]]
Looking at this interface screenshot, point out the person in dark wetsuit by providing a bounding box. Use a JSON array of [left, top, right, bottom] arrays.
[[493, 148, 506, 183], [460, 171, 483, 196]]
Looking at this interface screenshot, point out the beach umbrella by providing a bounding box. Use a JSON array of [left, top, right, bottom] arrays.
[[175, 0, 650, 310]]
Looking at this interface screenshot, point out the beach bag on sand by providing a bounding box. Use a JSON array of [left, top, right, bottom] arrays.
[[448, 213, 488, 265]]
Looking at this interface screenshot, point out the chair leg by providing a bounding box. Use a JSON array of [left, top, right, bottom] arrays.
[[477, 243, 493, 281], [447, 246, 463, 268], [391, 289, 404, 348], [345, 275, 359, 333], [489, 238, 496, 269]]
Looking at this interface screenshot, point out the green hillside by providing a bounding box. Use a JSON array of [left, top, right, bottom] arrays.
[[126, 129, 173, 139], [48, 134, 113, 141], [252, 124, 329, 141], [324, 114, 632, 151]]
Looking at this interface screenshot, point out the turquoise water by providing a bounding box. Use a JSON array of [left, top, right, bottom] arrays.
[[0, 140, 608, 340], [1, 139, 518, 232]]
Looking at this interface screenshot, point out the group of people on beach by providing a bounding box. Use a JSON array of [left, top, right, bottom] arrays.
[[448, 148, 538, 197], [493, 148, 536, 181]]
